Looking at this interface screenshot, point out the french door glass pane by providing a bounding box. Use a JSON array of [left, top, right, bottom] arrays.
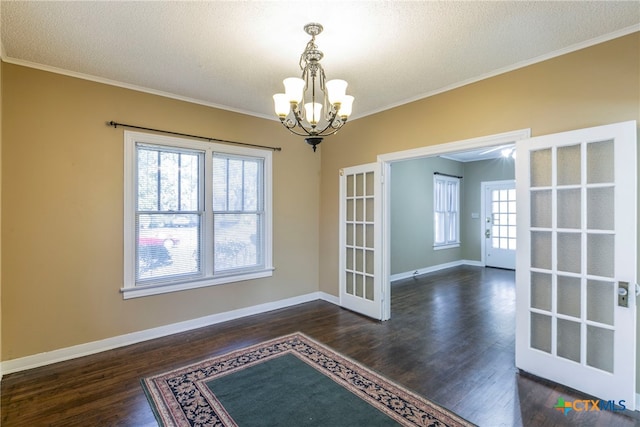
[[587, 326, 614, 373], [356, 249, 363, 272], [531, 231, 552, 270], [366, 224, 374, 248], [365, 250, 374, 275], [557, 144, 581, 185], [355, 274, 363, 297], [531, 312, 552, 353], [530, 149, 552, 187], [366, 198, 374, 222], [356, 199, 364, 221], [346, 272, 354, 294], [587, 187, 614, 230], [557, 233, 581, 273], [365, 276, 374, 300], [557, 189, 581, 229], [557, 275, 581, 318], [356, 173, 364, 197], [346, 174, 354, 197], [587, 234, 614, 278], [365, 172, 374, 196], [557, 319, 581, 363], [356, 224, 364, 247], [587, 140, 614, 184], [531, 190, 552, 228], [587, 280, 614, 326], [531, 272, 552, 311]]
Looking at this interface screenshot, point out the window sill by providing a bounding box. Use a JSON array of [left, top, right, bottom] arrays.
[[433, 243, 460, 251], [121, 268, 275, 299]]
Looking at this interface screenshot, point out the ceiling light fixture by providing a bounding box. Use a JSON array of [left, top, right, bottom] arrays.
[[501, 148, 516, 159], [273, 23, 354, 152]]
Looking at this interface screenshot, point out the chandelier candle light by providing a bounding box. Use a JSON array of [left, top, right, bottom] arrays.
[[273, 23, 354, 152]]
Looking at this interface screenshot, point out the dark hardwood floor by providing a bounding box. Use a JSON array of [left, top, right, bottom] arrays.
[[2, 266, 639, 426]]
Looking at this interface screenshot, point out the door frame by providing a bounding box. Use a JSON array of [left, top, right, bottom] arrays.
[[481, 179, 516, 269], [378, 128, 531, 320]]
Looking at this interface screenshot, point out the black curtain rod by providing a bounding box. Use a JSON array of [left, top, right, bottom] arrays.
[[107, 121, 282, 152], [434, 172, 463, 179]]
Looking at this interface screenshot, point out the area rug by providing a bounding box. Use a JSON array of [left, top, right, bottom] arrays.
[[142, 332, 475, 427]]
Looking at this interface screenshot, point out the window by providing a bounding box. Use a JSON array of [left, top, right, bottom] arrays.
[[212, 154, 264, 273], [123, 131, 272, 298], [433, 174, 460, 249]]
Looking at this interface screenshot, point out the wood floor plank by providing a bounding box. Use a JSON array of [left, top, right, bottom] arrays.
[[2, 266, 639, 426]]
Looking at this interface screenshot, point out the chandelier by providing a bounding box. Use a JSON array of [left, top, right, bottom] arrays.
[[273, 23, 354, 152]]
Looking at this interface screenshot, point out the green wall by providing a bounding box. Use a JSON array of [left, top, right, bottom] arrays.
[[390, 156, 515, 276]]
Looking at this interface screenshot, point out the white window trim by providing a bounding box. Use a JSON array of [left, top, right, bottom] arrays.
[[433, 174, 461, 249], [433, 243, 460, 251], [122, 131, 273, 299]]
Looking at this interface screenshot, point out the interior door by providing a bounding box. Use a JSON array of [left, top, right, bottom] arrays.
[[339, 163, 384, 320], [515, 120, 637, 410], [484, 180, 516, 269]]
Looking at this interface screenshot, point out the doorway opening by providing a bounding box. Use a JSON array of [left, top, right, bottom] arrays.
[[379, 129, 530, 319]]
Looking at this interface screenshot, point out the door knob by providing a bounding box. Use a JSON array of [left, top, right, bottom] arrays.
[[618, 282, 629, 308], [485, 229, 491, 238]]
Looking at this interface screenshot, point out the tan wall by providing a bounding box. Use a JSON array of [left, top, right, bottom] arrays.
[[1, 64, 320, 361]]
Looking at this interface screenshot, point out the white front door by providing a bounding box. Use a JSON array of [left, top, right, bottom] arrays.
[[515, 120, 637, 410], [483, 180, 516, 269], [339, 163, 384, 320]]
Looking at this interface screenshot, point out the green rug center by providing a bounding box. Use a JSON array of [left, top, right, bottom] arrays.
[[206, 353, 399, 426]]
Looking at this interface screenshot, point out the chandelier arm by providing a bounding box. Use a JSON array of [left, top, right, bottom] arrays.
[[279, 124, 314, 137], [312, 111, 343, 135], [315, 125, 341, 137], [279, 118, 315, 137], [291, 106, 312, 132], [316, 127, 340, 137]]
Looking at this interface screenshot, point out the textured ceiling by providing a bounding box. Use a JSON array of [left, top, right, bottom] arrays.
[[1, 1, 639, 122]]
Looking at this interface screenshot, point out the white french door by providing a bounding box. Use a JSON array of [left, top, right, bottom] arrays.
[[339, 163, 384, 320], [483, 180, 516, 269], [515, 121, 637, 409]]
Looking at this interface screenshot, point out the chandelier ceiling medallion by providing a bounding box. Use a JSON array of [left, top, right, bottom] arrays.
[[273, 23, 354, 152]]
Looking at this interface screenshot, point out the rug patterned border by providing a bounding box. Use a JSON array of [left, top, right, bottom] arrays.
[[142, 332, 475, 427]]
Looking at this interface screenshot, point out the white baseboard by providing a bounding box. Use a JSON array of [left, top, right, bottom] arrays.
[[318, 291, 339, 305], [390, 259, 484, 282], [1, 291, 339, 376]]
